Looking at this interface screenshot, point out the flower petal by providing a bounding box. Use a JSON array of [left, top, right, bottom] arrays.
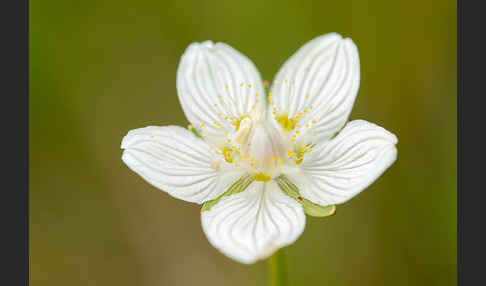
[[285, 120, 397, 206], [177, 41, 265, 146], [121, 125, 244, 204], [269, 33, 360, 142], [201, 180, 305, 264]]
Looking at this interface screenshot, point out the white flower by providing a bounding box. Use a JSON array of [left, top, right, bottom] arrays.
[[121, 33, 398, 264]]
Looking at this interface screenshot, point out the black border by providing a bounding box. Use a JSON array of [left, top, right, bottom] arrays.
[[460, 0, 486, 285], [1, 0, 29, 284]]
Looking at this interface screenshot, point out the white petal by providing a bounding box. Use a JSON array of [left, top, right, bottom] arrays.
[[201, 181, 305, 264], [177, 41, 265, 146], [270, 33, 360, 141], [121, 126, 244, 204], [285, 120, 397, 206]]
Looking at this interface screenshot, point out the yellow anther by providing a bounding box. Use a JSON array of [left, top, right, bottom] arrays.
[[270, 101, 274, 105], [227, 138, 231, 143], [256, 100, 260, 103], [248, 84, 252, 88], [306, 124, 310, 128], [274, 82, 278, 86], [304, 109, 308, 113], [222, 146, 234, 163], [252, 105, 256, 109], [225, 85, 229, 89], [270, 157, 275, 162], [285, 80, 288, 83], [200, 123, 206, 128], [296, 130, 300, 134], [310, 105, 313, 110], [306, 94, 310, 99], [277, 157, 283, 165], [240, 83, 244, 87], [218, 95, 222, 99], [253, 173, 271, 182], [312, 120, 316, 124], [225, 116, 229, 120], [232, 114, 249, 131], [276, 112, 296, 133], [291, 139, 296, 143], [214, 104, 218, 107], [256, 93, 259, 97], [269, 93, 273, 98]]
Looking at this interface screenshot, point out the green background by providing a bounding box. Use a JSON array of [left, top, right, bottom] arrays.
[[30, 0, 456, 285]]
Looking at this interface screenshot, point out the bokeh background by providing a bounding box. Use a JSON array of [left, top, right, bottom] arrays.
[[30, 0, 456, 285]]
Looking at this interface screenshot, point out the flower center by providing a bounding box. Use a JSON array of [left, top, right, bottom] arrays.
[[234, 108, 286, 178]]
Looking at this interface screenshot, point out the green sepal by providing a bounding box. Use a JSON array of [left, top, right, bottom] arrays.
[[274, 175, 336, 218], [201, 174, 254, 213]]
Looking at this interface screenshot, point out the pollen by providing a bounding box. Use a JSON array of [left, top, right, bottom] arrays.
[[214, 104, 218, 107]]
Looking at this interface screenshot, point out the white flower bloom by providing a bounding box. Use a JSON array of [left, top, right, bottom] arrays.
[[121, 33, 398, 264]]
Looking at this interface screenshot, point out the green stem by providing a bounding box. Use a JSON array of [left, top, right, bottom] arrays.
[[268, 248, 287, 286]]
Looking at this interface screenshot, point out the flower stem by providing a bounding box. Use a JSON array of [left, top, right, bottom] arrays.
[[268, 248, 287, 286]]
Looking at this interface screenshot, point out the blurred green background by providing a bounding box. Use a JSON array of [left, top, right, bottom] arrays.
[[30, 0, 456, 285]]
